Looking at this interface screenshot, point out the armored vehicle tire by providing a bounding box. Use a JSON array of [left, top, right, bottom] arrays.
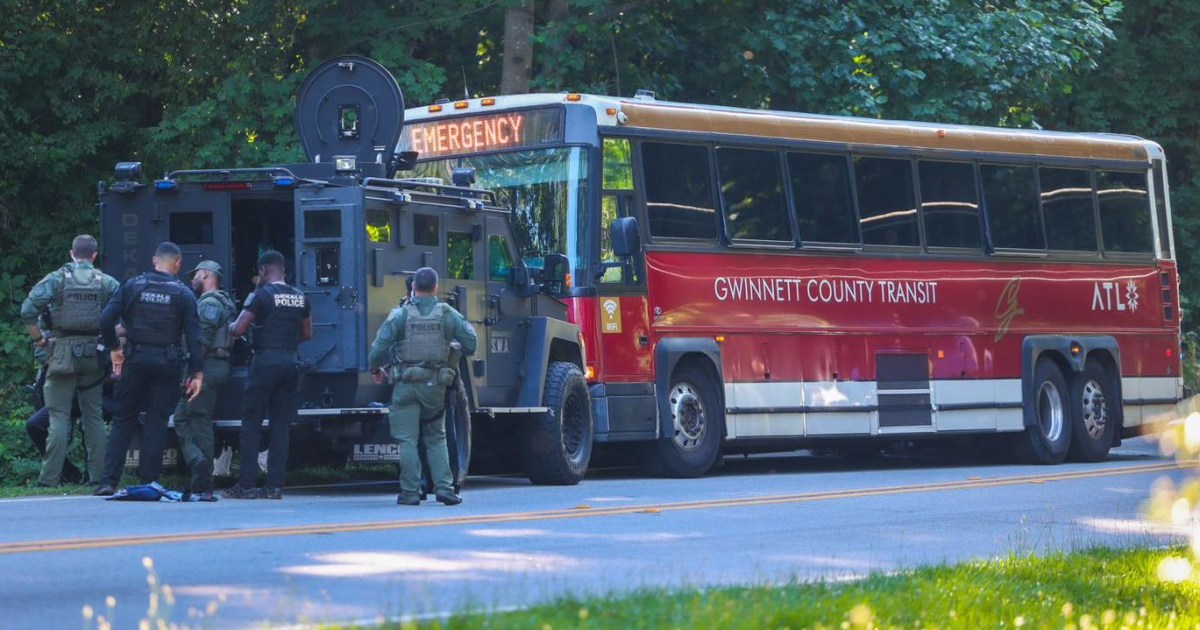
[[645, 363, 723, 478], [1011, 359, 1072, 465], [1067, 360, 1116, 463], [523, 362, 593, 485]]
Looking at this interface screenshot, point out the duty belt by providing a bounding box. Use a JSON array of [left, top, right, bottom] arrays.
[[208, 348, 231, 360], [54, 330, 99, 338], [131, 343, 180, 353]]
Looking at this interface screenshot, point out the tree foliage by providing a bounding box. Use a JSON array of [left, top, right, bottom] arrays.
[[7, 0, 1198, 397]]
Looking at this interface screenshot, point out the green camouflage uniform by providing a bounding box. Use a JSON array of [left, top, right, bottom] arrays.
[[172, 289, 236, 493], [368, 295, 477, 500], [20, 261, 119, 486]]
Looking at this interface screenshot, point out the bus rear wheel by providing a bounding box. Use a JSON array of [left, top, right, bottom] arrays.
[[646, 363, 723, 478], [1012, 359, 1072, 465], [523, 362, 593, 485], [1067, 360, 1115, 463]]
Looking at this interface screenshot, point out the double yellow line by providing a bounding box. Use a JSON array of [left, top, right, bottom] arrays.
[[0, 462, 1182, 556]]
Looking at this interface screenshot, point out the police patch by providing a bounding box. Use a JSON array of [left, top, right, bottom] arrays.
[[200, 302, 221, 325]]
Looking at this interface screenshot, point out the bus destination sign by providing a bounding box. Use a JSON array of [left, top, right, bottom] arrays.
[[401, 108, 563, 159]]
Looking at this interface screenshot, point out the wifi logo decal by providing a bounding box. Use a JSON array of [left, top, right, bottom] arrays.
[[601, 298, 622, 333]]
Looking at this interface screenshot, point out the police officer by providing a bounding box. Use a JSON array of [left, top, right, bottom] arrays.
[[93, 242, 204, 496], [173, 260, 236, 501], [368, 267, 477, 506], [20, 234, 119, 487], [223, 250, 311, 500]]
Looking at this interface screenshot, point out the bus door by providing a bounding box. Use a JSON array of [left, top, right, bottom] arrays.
[[294, 186, 365, 372]]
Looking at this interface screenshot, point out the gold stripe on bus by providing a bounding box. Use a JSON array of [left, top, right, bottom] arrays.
[[619, 102, 1149, 162]]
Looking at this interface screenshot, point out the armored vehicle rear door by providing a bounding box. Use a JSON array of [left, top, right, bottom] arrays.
[[294, 185, 366, 372], [100, 187, 231, 282]]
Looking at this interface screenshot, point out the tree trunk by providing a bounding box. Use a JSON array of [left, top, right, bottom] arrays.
[[500, 1, 535, 95]]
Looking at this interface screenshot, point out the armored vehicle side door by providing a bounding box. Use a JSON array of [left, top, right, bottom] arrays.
[[294, 185, 366, 372], [479, 213, 530, 405]]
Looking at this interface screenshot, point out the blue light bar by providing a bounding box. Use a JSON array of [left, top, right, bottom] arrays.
[[273, 176, 296, 187], [154, 179, 178, 191]]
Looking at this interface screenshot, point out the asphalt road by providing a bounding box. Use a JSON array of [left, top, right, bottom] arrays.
[[0, 437, 1190, 629]]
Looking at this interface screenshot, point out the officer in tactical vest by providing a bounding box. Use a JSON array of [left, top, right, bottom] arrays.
[[224, 250, 312, 500], [173, 260, 236, 501], [93, 242, 204, 496], [20, 234, 119, 487], [368, 267, 477, 506]]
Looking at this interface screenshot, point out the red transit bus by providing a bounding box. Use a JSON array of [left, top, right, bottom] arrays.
[[398, 92, 1182, 477]]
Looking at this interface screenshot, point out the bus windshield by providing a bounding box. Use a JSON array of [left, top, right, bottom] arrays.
[[412, 147, 589, 287]]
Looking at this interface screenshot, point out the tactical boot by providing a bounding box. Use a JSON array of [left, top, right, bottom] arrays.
[[92, 484, 116, 497], [396, 495, 420, 506], [261, 487, 283, 500]]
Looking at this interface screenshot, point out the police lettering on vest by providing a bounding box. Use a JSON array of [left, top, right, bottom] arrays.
[[56, 265, 105, 334], [250, 284, 308, 352], [395, 303, 450, 366]]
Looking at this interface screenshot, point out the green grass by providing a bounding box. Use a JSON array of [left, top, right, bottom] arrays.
[[363, 547, 1200, 630]]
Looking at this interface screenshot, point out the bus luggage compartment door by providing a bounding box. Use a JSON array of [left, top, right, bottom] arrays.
[[295, 186, 366, 372]]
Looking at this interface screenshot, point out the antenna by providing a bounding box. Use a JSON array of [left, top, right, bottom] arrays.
[[610, 30, 622, 97], [461, 66, 470, 99]]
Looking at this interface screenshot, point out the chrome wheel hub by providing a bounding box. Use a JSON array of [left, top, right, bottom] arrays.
[[669, 381, 706, 451]]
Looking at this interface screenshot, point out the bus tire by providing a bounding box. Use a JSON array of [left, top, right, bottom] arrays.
[[1011, 359, 1072, 465], [1067, 360, 1115, 463], [445, 377, 472, 491], [523, 362, 593, 485], [646, 363, 723, 478]]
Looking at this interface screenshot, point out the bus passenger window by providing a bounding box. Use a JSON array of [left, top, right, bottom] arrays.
[[366, 209, 392, 243], [488, 234, 514, 281], [982, 164, 1043, 250], [414, 214, 439, 247], [1039, 168, 1097, 252], [1097, 170, 1153, 254], [447, 231, 474, 279], [789, 152, 858, 244], [919, 161, 980, 249], [855, 156, 918, 247], [642, 142, 717, 241], [717, 147, 792, 243]]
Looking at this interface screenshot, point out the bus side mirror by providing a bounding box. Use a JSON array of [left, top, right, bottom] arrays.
[[610, 217, 641, 257], [542, 253, 570, 284]]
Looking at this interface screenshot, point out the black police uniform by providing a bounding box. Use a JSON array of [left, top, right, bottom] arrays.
[[98, 269, 203, 487], [238, 281, 309, 491]]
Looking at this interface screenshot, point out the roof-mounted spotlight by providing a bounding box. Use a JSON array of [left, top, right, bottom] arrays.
[[115, 162, 143, 181]]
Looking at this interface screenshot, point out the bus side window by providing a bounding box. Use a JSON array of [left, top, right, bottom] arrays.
[[488, 234, 515, 281], [716, 147, 792, 243], [919, 160, 981, 250], [982, 164, 1044, 250], [641, 141, 717, 241], [1039, 167, 1097, 252], [601, 137, 639, 284], [855, 156, 918, 247], [789, 152, 859, 245], [1097, 170, 1153, 254]]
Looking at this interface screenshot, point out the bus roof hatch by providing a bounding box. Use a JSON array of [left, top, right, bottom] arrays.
[[294, 56, 405, 169]]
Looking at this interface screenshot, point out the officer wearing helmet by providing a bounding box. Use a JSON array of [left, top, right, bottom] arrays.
[[173, 260, 237, 501], [20, 234, 119, 487], [368, 267, 477, 506]]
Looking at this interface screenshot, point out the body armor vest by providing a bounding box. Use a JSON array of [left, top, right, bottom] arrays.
[[55, 265, 104, 334], [252, 283, 306, 352], [394, 303, 450, 366], [202, 291, 237, 351], [126, 274, 185, 345]]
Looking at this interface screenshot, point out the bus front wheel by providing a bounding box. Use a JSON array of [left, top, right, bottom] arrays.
[[1012, 359, 1072, 465], [1067, 360, 1116, 463], [646, 363, 723, 478]]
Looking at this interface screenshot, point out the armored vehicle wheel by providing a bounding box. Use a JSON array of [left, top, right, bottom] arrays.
[[645, 363, 723, 478], [523, 362, 593, 485], [1011, 359, 1072, 465], [1067, 360, 1116, 463]]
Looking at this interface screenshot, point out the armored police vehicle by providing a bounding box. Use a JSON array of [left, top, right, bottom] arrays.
[[99, 57, 592, 485]]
